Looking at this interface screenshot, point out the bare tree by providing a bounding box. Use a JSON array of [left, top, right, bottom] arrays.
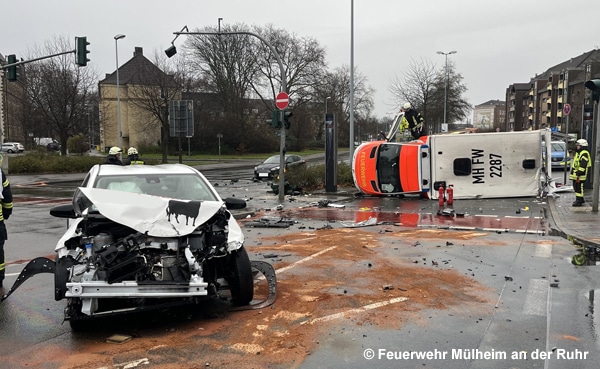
[[388, 58, 438, 119], [389, 58, 471, 131], [24, 36, 98, 155], [251, 25, 328, 150], [181, 24, 263, 153], [322, 66, 374, 145]]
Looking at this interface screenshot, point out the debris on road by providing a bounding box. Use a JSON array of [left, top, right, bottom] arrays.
[[244, 217, 296, 228], [340, 217, 378, 228]]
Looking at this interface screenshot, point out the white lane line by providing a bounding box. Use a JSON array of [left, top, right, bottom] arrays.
[[523, 279, 549, 316], [275, 246, 337, 274], [302, 297, 409, 325]]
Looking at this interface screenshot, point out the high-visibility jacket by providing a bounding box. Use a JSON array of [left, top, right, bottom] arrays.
[[569, 149, 591, 181], [405, 109, 425, 131], [0, 169, 13, 224]]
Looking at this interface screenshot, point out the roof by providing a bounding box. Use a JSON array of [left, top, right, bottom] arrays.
[[95, 163, 200, 176], [531, 49, 600, 82], [99, 47, 176, 87], [475, 99, 505, 107]]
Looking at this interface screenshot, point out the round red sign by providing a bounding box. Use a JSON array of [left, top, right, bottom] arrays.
[[276, 92, 289, 110]]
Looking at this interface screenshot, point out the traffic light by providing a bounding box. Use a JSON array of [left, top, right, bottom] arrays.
[[284, 111, 293, 129], [75, 36, 90, 66], [270, 110, 281, 128], [585, 79, 600, 102], [7, 54, 19, 81]]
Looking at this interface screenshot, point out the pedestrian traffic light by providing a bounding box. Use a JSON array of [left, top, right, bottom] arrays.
[[585, 79, 600, 102], [270, 110, 281, 128], [75, 36, 90, 67], [7, 54, 19, 81], [284, 111, 293, 129]]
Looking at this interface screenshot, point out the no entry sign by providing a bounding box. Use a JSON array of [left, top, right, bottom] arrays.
[[276, 92, 289, 110]]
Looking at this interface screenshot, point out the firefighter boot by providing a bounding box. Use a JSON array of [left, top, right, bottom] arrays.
[[572, 197, 585, 207]]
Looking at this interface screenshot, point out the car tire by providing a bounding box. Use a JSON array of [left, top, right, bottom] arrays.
[[227, 246, 254, 306], [66, 297, 91, 332]]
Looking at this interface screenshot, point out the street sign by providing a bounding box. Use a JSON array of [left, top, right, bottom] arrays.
[[169, 100, 194, 137], [563, 103, 571, 116], [276, 92, 289, 110]]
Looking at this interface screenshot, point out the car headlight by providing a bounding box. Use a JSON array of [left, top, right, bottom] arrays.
[[270, 166, 280, 172], [254, 166, 258, 171]]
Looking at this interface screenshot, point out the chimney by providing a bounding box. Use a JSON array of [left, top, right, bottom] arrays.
[[134, 47, 143, 57]]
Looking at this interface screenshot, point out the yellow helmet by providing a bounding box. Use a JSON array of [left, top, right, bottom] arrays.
[[108, 146, 122, 155], [128, 147, 138, 155], [403, 102, 411, 110]]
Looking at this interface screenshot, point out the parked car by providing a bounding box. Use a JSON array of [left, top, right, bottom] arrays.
[[46, 141, 60, 151], [254, 154, 306, 180], [8, 164, 254, 330], [1, 142, 24, 153], [543, 140, 572, 170]]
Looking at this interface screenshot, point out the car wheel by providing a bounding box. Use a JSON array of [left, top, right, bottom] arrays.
[[227, 246, 254, 306], [65, 297, 91, 332], [7, 149, 13, 153]]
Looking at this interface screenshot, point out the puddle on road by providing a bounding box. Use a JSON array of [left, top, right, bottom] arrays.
[[279, 207, 545, 233], [12, 181, 78, 198]]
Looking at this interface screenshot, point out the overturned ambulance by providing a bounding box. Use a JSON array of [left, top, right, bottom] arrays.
[[352, 111, 554, 200]]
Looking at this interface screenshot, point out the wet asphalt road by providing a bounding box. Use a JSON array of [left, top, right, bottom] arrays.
[[2, 170, 600, 368]]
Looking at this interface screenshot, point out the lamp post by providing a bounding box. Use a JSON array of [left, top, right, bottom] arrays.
[[114, 34, 126, 150], [436, 50, 457, 126], [324, 96, 331, 118]]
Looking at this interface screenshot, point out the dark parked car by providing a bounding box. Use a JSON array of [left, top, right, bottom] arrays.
[[254, 154, 306, 180], [46, 142, 60, 151]]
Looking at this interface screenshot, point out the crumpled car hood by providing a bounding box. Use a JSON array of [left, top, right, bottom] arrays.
[[56, 188, 243, 248]]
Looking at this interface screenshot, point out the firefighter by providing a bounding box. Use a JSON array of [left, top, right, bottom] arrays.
[[569, 139, 592, 207], [402, 102, 425, 139], [0, 155, 13, 288], [123, 147, 145, 165], [105, 146, 123, 165]]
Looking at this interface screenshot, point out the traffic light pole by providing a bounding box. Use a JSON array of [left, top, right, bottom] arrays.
[[0, 50, 76, 71], [170, 27, 289, 202]]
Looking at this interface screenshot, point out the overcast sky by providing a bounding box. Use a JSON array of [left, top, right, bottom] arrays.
[[4, 0, 600, 121]]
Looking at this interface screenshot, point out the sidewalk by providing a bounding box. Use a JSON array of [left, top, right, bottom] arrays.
[[547, 191, 600, 249]]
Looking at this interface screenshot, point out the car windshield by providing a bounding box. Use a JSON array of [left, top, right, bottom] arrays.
[[377, 144, 401, 193], [263, 156, 281, 164], [551, 142, 565, 152], [93, 173, 219, 201]]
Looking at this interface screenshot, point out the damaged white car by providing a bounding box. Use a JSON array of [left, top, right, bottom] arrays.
[[1, 164, 276, 330]]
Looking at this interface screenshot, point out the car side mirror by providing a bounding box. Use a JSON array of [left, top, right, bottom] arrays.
[[224, 197, 247, 210], [50, 204, 79, 219]]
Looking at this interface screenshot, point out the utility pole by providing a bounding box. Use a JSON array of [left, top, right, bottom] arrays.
[[437, 50, 457, 126]]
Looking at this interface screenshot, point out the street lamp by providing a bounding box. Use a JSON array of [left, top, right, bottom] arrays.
[[325, 96, 331, 118], [437, 50, 457, 126], [114, 34, 126, 150]]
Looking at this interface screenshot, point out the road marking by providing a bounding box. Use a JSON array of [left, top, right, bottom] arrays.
[[534, 243, 552, 258], [275, 246, 337, 274], [522, 279, 548, 316], [100, 358, 150, 369], [301, 297, 409, 325]]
